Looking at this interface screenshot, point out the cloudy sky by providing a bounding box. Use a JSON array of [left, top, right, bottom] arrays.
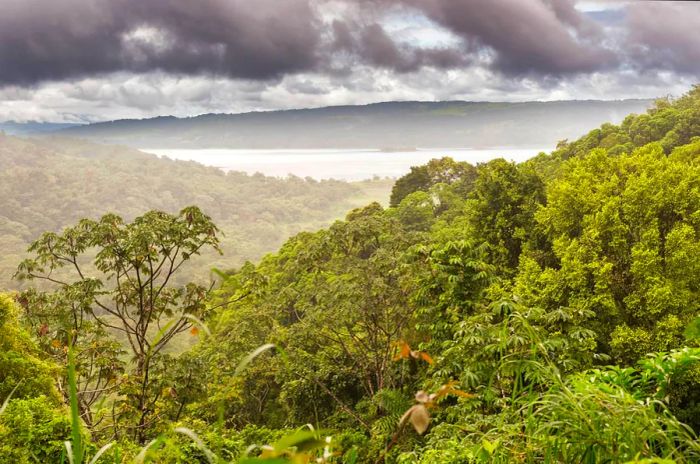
[[0, 0, 698, 123]]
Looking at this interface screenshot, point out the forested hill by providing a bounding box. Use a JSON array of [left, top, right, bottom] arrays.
[[4, 87, 700, 463], [0, 135, 392, 288], [58, 99, 652, 149], [191, 86, 700, 461]]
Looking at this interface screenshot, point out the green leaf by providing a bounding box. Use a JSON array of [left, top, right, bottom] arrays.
[[482, 438, 499, 455], [237, 459, 290, 464], [271, 429, 325, 453]]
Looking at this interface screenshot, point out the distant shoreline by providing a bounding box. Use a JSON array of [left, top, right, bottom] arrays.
[[140, 147, 553, 182], [140, 146, 552, 152]]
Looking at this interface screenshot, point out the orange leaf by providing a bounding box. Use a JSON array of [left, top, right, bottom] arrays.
[[393, 341, 411, 361], [434, 381, 476, 400], [451, 390, 476, 399], [190, 326, 200, 336]]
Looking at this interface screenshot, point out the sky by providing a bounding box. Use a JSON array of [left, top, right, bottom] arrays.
[[0, 0, 698, 123]]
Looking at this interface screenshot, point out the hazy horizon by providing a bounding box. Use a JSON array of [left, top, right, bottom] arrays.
[[0, 95, 657, 126]]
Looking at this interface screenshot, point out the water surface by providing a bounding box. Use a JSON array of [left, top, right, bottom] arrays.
[[141, 148, 551, 181]]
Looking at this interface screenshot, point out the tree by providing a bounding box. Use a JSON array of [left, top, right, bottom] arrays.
[[393, 191, 435, 232], [467, 159, 546, 273], [390, 165, 431, 207], [390, 157, 477, 207], [197, 203, 423, 429], [529, 145, 700, 363], [16, 206, 221, 442]]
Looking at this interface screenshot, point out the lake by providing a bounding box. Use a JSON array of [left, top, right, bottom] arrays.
[[141, 147, 552, 181]]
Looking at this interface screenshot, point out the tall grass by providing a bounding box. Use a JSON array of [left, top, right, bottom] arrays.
[[57, 340, 323, 463], [66, 336, 84, 464], [527, 375, 700, 463], [474, 314, 700, 463]]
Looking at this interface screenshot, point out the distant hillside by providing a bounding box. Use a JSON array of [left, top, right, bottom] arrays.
[[0, 121, 82, 135], [0, 134, 392, 289], [59, 100, 654, 149]]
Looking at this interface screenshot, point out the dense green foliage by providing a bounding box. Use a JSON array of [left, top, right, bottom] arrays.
[[0, 135, 392, 288], [3, 86, 700, 462], [0, 294, 70, 462]]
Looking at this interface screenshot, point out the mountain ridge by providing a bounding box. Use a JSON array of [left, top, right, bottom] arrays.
[[64, 98, 653, 125], [57, 99, 654, 149]]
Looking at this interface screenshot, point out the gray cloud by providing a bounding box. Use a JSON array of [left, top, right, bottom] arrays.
[[0, 0, 624, 87], [331, 21, 468, 73], [368, 0, 618, 76], [0, 0, 321, 85], [625, 2, 700, 74]]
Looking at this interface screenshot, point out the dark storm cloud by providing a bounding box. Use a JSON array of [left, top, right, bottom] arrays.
[[0, 0, 321, 85], [0, 0, 477, 86], [0, 0, 698, 87]]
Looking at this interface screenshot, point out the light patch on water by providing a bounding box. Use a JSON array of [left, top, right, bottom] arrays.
[[141, 147, 552, 181]]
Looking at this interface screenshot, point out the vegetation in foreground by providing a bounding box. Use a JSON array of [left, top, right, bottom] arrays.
[[2, 86, 700, 462]]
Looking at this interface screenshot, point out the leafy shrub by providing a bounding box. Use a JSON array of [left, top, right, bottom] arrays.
[[0, 396, 71, 463]]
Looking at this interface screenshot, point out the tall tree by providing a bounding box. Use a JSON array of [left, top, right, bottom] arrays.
[[467, 159, 546, 273], [16, 206, 220, 442]]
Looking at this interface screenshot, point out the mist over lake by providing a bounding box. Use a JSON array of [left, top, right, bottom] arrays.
[[141, 147, 551, 181]]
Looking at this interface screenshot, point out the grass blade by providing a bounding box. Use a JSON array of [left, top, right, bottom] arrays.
[[64, 442, 75, 464], [67, 337, 84, 464], [234, 343, 276, 377], [134, 438, 160, 464], [89, 442, 115, 464], [174, 427, 216, 463], [0, 382, 22, 416], [182, 313, 212, 337]]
